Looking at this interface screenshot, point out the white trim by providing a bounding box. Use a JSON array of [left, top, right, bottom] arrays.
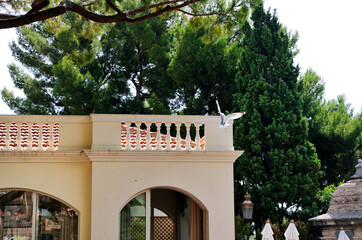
[[146, 189, 151, 240]]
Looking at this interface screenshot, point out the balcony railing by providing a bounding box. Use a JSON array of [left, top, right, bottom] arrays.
[[0, 122, 59, 151], [119, 123, 205, 151], [0, 114, 235, 152]]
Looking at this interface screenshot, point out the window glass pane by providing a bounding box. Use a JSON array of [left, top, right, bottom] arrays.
[[120, 193, 146, 240], [0, 190, 33, 240], [0, 190, 78, 240], [37, 193, 78, 240]]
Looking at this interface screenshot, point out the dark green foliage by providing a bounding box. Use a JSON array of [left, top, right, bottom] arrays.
[[235, 215, 253, 240], [298, 69, 325, 120], [168, 23, 240, 114], [2, 15, 173, 115], [233, 6, 321, 232], [308, 95, 361, 186], [298, 69, 362, 185], [296, 182, 341, 223]]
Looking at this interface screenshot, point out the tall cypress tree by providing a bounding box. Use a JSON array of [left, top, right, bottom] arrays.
[[234, 6, 321, 232]]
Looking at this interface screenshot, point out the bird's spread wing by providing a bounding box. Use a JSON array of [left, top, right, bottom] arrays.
[[216, 98, 222, 114], [224, 112, 245, 124]]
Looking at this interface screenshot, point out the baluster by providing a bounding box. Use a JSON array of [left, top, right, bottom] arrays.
[[155, 123, 162, 150], [52, 123, 60, 150], [39, 123, 43, 150], [5, 123, 11, 151], [9, 122, 18, 151], [16, 123, 22, 151], [0, 122, 4, 149], [146, 122, 153, 150], [165, 122, 172, 150], [175, 123, 182, 151], [42, 123, 50, 150], [136, 123, 142, 150], [48, 122, 54, 151], [185, 123, 192, 151], [195, 123, 202, 151], [20, 123, 29, 151], [40, 123, 49, 151], [31, 123, 40, 150], [125, 122, 132, 150], [0, 122, 9, 151], [25, 123, 30, 151]]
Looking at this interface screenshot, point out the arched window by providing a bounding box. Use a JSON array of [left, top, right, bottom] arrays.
[[120, 189, 205, 240], [0, 190, 78, 240]]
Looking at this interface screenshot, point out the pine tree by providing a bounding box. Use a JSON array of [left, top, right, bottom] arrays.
[[1, 15, 173, 114], [168, 22, 240, 114], [234, 6, 321, 232]]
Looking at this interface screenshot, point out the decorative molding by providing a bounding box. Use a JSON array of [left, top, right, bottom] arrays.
[[83, 149, 243, 163], [0, 150, 89, 163]]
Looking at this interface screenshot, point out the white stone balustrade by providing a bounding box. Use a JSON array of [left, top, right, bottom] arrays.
[[91, 114, 235, 151], [0, 121, 59, 151], [0, 114, 236, 152]]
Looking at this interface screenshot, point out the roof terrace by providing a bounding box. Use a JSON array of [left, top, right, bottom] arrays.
[[0, 114, 236, 153]]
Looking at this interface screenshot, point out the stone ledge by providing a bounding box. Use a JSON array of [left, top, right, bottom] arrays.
[[309, 212, 362, 226]]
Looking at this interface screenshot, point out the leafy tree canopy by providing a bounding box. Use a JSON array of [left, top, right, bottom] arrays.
[[310, 95, 361, 185], [298, 69, 362, 185], [168, 19, 241, 114], [0, 0, 261, 29], [1, 15, 174, 114]]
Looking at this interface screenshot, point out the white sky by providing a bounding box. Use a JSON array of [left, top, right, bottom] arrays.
[[0, 0, 361, 114], [264, 0, 362, 113]]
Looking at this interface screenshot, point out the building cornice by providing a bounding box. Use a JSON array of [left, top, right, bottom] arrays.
[[83, 149, 243, 163], [0, 150, 89, 163]]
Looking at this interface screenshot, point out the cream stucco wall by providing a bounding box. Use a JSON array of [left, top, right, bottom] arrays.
[[87, 151, 241, 240], [0, 154, 92, 240], [0, 114, 242, 240]]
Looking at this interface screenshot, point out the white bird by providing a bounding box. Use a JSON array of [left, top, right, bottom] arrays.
[[216, 98, 245, 128]]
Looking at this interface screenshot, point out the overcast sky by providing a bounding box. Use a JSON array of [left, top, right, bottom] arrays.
[[0, 0, 361, 114], [264, 0, 362, 113]]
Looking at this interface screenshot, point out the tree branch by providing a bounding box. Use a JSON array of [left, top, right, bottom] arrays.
[[0, 0, 202, 28], [125, 0, 199, 23], [105, 0, 123, 15], [27, 0, 50, 15], [124, 0, 187, 16], [176, 8, 229, 17]]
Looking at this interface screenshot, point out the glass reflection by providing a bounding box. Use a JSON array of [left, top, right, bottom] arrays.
[[120, 193, 146, 240], [37, 194, 78, 240], [0, 190, 78, 240], [0, 191, 33, 240]]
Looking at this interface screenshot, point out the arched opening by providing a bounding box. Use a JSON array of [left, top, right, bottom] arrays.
[[120, 188, 206, 240], [0, 189, 78, 240]]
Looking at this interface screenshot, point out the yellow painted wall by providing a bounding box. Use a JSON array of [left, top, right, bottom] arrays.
[[0, 162, 92, 240], [0, 114, 241, 240]]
